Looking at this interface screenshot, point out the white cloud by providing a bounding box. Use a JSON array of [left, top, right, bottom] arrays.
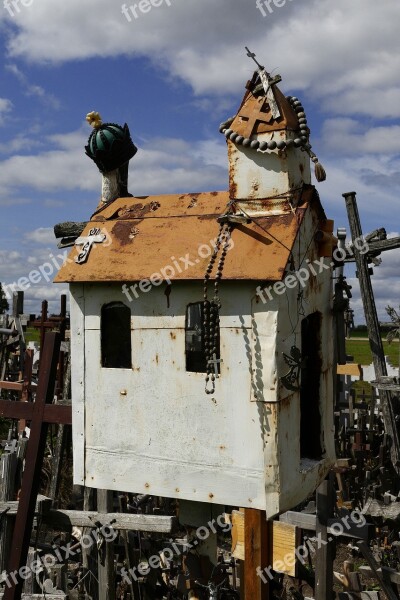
[[24, 227, 55, 244], [6, 64, 60, 110], [0, 129, 228, 196], [322, 119, 400, 156], [0, 98, 13, 124], [2, 0, 400, 119]]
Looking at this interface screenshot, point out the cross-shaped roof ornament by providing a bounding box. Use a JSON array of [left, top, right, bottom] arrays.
[[244, 47, 281, 119]]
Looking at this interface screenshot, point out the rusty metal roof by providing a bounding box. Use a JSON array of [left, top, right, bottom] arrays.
[[54, 186, 321, 284]]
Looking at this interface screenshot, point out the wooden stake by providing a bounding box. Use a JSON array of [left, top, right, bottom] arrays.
[[97, 490, 115, 600], [315, 476, 335, 600], [243, 509, 270, 600]]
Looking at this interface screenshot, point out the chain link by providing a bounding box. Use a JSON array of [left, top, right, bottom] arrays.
[[203, 223, 233, 394]]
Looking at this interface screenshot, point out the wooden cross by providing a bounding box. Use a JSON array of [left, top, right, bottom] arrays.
[[75, 227, 106, 264], [208, 353, 222, 378], [343, 192, 400, 474], [0, 332, 72, 600]]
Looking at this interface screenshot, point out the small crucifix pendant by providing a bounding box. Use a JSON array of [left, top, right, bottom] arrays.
[[208, 353, 223, 378], [75, 227, 106, 264]]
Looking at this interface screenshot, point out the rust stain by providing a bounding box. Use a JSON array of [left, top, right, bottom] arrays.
[[170, 332, 176, 340], [111, 220, 142, 246], [209, 493, 214, 499], [117, 202, 152, 219], [155, 354, 159, 364]]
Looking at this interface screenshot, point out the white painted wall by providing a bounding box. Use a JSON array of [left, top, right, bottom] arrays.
[[70, 222, 335, 516]]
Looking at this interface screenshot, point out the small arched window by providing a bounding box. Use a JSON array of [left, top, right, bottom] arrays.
[[185, 302, 220, 373], [101, 302, 132, 369]]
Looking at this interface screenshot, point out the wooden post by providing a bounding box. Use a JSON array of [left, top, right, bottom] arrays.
[[97, 490, 115, 600], [315, 476, 335, 600], [12, 294, 24, 321], [82, 487, 98, 600], [243, 509, 270, 600], [2, 332, 70, 600], [0, 452, 17, 576], [49, 353, 71, 505], [343, 191, 400, 473]]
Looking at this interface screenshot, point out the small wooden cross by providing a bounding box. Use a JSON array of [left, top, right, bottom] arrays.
[[208, 353, 222, 378], [0, 332, 72, 600], [75, 227, 106, 264]]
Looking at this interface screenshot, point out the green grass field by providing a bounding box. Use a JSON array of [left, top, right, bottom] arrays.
[[25, 327, 40, 344], [346, 337, 399, 367]]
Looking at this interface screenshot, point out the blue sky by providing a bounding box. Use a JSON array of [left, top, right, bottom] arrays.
[[0, 0, 399, 323]]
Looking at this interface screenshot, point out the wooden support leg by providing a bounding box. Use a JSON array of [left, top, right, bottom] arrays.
[[243, 509, 270, 600], [82, 488, 98, 600], [0, 452, 17, 576], [97, 490, 115, 600], [315, 476, 335, 600]]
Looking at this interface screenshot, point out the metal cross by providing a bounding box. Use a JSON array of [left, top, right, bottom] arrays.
[[244, 47, 281, 119], [208, 353, 222, 378], [75, 227, 106, 264], [245, 46, 264, 70]]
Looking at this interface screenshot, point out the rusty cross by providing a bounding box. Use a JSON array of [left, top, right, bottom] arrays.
[[75, 227, 106, 264], [238, 98, 274, 139], [0, 332, 72, 600]]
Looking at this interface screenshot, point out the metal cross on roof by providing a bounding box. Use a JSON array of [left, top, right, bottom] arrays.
[[245, 46, 264, 70], [75, 227, 106, 265]]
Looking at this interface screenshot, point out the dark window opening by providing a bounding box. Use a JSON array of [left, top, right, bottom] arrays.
[[185, 302, 220, 373], [300, 312, 323, 460], [101, 302, 132, 369]]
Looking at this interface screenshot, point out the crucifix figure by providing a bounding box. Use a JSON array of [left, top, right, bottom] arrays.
[[74, 227, 106, 264], [208, 353, 222, 378]]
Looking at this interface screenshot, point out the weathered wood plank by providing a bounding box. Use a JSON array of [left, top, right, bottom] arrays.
[[337, 364, 363, 377], [279, 511, 372, 541], [43, 508, 177, 532], [232, 511, 298, 577]]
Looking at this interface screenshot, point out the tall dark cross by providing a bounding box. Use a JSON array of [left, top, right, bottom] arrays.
[[343, 191, 400, 474], [0, 332, 72, 600]]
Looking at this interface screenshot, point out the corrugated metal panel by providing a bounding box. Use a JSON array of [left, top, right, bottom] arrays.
[[55, 187, 320, 284]]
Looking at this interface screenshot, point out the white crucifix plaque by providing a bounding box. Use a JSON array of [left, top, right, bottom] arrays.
[[75, 228, 106, 265]]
